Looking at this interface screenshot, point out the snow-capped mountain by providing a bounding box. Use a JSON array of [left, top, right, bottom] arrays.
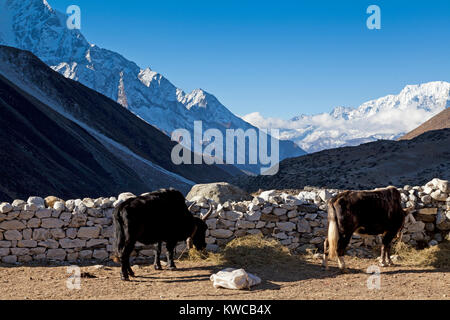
[[243, 81, 450, 153], [0, 0, 305, 173]]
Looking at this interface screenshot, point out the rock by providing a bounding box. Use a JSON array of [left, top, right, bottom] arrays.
[[0, 248, 10, 256], [2, 255, 17, 264], [0, 203, 13, 214], [258, 190, 277, 202], [260, 213, 279, 222], [297, 219, 311, 233], [430, 190, 448, 202], [304, 213, 318, 220], [262, 206, 273, 214], [273, 208, 287, 216], [77, 227, 100, 239], [32, 229, 50, 241], [17, 240, 37, 248], [0, 241, 11, 248], [210, 229, 234, 239], [27, 218, 41, 228], [416, 208, 437, 222], [59, 239, 86, 249], [274, 232, 288, 240], [309, 237, 323, 244], [46, 249, 66, 261], [27, 197, 45, 209], [436, 211, 450, 230], [79, 250, 93, 259], [83, 198, 95, 208], [252, 197, 264, 205], [318, 190, 333, 202], [0, 220, 26, 230], [426, 178, 449, 193], [297, 204, 318, 213], [68, 213, 87, 227], [50, 228, 65, 239], [118, 192, 136, 202], [297, 244, 316, 253], [11, 200, 26, 210], [245, 211, 261, 221], [236, 220, 256, 229], [421, 195, 432, 204], [38, 239, 59, 249], [428, 240, 438, 246], [276, 222, 296, 232], [53, 201, 66, 212], [224, 211, 243, 221], [188, 183, 252, 204], [206, 244, 219, 252], [40, 218, 64, 229], [86, 239, 108, 247], [19, 211, 34, 220], [93, 249, 109, 260], [44, 196, 64, 208], [407, 221, 425, 233]]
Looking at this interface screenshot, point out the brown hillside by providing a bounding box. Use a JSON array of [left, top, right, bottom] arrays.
[[399, 108, 450, 140]]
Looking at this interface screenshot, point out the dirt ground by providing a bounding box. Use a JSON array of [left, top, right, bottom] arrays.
[[0, 256, 448, 300]]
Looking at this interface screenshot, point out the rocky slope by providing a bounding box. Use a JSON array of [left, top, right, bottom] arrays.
[[0, 45, 236, 201], [399, 107, 450, 140], [234, 128, 450, 192]]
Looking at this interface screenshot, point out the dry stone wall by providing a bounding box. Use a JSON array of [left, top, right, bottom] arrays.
[[0, 178, 449, 264]]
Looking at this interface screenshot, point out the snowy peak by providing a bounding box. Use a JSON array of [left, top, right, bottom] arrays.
[[244, 81, 450, 153]]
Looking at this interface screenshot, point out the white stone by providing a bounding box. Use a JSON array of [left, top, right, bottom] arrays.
[[431, 190, 448, 202], [259, 190, 277, 202], [53, 201, 66, 212], [27, 197, 45, 209], [318, 190, 333, 202], [0, 203, 13, 214], [118, 192, 135, 202]]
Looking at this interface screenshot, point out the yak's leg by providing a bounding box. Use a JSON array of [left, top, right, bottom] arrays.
[[154, 241, 162, 270], [322, 237, 329, 269], [120, 240, 136, 281], [337, 233, 352, 271], [381, 231, 397, 266], [165, 241, 177, 270]]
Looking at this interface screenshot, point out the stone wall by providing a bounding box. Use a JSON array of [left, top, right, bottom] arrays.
[[0, 179, 449, 264]]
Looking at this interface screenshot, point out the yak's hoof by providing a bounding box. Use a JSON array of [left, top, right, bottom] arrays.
[[168, 265, 177, 270], [154, 265, 162, 270], [128, 270, 135, 277], [379, 262, 388, 267], [121, 275, 130, 281]]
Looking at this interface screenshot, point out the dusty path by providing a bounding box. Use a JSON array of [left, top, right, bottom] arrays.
[[0, 256, 448, 300]]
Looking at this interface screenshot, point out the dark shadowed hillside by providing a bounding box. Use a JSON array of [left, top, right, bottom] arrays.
[[0, 46, 237, 201], [234, 129, 450, 192]]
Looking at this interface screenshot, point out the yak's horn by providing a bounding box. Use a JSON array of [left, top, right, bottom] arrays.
[[201, 202, 213, 221]]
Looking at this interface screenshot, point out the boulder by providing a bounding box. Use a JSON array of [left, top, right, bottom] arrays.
[[44, 196, 64, 208], [186, 182, 251, 203], [27, 197, 45, 209], [0, 203, 13, 214]]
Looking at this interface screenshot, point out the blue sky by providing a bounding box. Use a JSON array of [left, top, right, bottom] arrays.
[[51, 0, 450, 119]]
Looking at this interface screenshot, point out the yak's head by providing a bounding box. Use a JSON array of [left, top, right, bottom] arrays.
[[187, 202, 213, 251]]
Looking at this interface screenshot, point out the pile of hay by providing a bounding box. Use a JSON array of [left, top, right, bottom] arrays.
[[182, 235, 300, 268], [393, 240, 450, 268]]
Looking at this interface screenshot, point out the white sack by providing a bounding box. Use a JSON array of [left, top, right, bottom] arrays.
[[210, 268, 261, 290]]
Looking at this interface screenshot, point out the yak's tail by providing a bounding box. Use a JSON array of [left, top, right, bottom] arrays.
[[112, 205, 125, 263], [327, 202, 339, 260]]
